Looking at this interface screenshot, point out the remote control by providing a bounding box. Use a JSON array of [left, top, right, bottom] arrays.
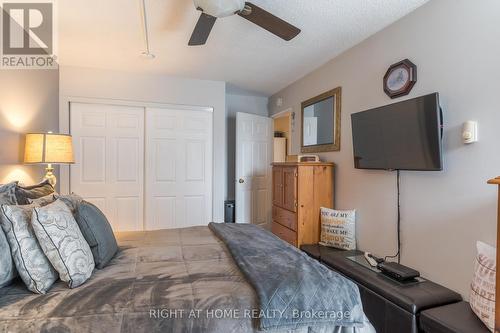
[[364, 252, 378, 267]]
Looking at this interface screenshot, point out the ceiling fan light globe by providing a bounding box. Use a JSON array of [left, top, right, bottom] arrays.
[[193, 0, 245, 18]]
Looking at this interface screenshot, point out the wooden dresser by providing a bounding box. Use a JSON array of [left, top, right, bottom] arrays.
[[271, 162, 334, 247]]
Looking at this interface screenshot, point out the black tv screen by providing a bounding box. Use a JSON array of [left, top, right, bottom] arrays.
[[351, 93, 443, 171]]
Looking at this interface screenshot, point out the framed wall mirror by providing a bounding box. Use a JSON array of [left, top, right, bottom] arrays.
[[301, 87, 342, 153]]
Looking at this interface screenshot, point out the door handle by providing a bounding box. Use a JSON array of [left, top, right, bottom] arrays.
[[239, 178, 245, 184]]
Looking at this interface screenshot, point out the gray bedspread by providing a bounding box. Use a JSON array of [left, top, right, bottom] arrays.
[[0, 226, 374, 333], [209, 223, 370, 332]]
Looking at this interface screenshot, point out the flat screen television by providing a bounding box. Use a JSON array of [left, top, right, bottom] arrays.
[[351, 93, 443, 171]]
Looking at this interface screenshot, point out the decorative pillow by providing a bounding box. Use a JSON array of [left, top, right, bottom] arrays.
[[54, 193, 83, 214], [76, 201, 118, 269], [15, 180, 54, 205], [0, 227, 17, 288], [319, 207, 356, 250], [0, 182, 18, 205], [32, 200, 95, 288], [470, 241, 496, 332], [0, 204, 58, 294], [27, 193, 56, 206]]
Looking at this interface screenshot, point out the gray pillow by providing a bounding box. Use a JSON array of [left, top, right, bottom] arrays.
[[33, 200, 95, 288], [15, 180, 54, 205], [76, 201, 118, 269], [54, 193, 83, 214], [0, 227, 17, 288], [0, 182, 18, 205], [0, 204, 58, 294], [27, 193, 56, 206]]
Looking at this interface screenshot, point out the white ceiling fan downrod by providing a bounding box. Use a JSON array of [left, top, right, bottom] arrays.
[[140, 0, 155, 59]]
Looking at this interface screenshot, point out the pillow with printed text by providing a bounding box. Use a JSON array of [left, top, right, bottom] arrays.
[[470, 241, 496, 332], [319, 207, 356, 250]]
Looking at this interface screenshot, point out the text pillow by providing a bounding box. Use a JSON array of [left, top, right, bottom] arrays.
[[0, 204, 58, 294], [76, 201, 118, 269], [319, 208, 356, 250], [470, 241, 496, 332], [33, 200, 95, 288]]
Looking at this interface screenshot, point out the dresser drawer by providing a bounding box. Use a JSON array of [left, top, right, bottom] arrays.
[[272, 205, 297, 231], [271, 222, 297, 247]]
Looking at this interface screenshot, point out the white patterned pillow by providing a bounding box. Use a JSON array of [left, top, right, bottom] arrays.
[[319, 207, 356, 250], [32, 199, 95, 288], [470, 241, 496, 332], [0, 204, 58, 294], [0, 227, 17, 288]]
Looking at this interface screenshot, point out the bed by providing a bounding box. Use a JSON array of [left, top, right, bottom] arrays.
[[0, 225, 374, 333]]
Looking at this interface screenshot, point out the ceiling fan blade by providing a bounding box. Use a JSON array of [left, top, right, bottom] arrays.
[[238, 2, 300, 41], [189, 13, 217, 46]]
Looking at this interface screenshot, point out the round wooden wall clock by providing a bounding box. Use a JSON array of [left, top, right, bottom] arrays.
[[383, 59, 417, 99]]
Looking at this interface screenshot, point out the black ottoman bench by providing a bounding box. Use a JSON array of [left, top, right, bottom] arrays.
[[420, 301, 490, 333], [301, 244, 462, 333]]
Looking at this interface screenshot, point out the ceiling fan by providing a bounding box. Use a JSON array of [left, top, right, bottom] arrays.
[[189, 0, 301, 46]]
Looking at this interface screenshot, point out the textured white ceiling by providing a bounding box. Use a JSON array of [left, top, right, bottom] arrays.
[[58, 0, 429, 96]]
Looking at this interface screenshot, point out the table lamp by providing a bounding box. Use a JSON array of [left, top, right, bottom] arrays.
[[24, 132, 74, 187]]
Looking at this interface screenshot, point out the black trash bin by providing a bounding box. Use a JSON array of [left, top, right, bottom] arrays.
[[224, 200, 235, 223]]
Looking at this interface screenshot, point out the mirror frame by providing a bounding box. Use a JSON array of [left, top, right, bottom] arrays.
[[300, 87, 342, 153]]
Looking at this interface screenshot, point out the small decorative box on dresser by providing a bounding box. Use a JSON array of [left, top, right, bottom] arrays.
[[271, 162, 334, 247]]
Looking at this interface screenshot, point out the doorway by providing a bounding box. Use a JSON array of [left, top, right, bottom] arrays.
[[272, 111, 292, 162]]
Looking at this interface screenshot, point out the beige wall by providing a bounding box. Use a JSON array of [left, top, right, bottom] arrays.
[[269, 0, 500, 297], [0, 69, 59, 186], [59, 66, 227, 222]]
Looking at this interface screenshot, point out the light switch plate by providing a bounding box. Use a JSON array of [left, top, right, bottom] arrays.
[[462, 121, 478, 144]]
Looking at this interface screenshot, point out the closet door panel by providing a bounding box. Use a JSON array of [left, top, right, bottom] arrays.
[[80, 137, 105, 183], [70, 102, 144, 232], [145, 108, 213, 230]]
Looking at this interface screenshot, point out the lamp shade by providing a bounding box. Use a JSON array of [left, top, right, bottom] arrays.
[[24, 133, 74, 164]]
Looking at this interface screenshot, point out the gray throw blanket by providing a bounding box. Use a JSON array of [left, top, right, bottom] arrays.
[[209, 223, 366, 331]]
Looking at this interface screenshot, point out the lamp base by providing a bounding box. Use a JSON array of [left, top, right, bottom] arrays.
[[44, 164, 57, 187]]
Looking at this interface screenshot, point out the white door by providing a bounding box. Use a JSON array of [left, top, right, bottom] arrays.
[[70, 103, 144, 232], [145, 108, 213, 230], [303, 117, 318, 146], [235, 112, 272, 225]]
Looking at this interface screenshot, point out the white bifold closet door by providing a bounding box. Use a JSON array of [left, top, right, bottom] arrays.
[[70, 103, 145, 232], [145, 108, 213, 230], [70, 103, 213, 232]]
